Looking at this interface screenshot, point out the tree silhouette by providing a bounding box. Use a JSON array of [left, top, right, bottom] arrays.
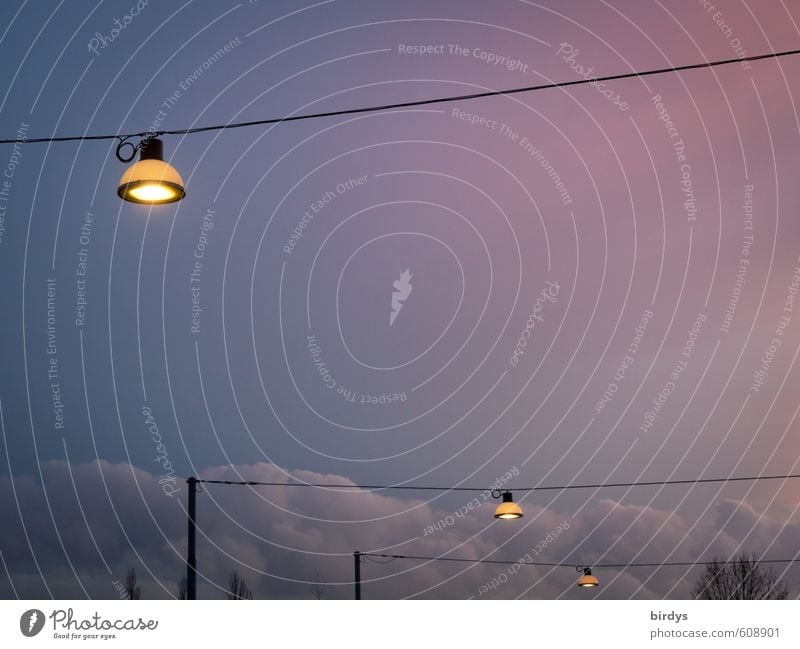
[[310, 572, 325, 600], [693, 553, 789, 599], [124, 568, 141, 600], [226, 570, 253, 599]]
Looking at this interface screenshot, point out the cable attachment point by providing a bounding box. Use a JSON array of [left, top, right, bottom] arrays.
[[115, 136, 139, 163], [116, 133, 164, 163]]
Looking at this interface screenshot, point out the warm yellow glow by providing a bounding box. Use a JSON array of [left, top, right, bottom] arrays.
[[126, 182, 183, 203], [494, 501, 523, 519], [118, 158, 185, 204], [577, 573, 599, 588]]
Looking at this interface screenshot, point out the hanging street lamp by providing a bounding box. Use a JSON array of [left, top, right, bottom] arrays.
[[493, 490, 523, 519], [577, 566, 599, 588], [116, 137, 185, 204]]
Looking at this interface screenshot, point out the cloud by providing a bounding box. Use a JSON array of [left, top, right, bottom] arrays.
[[0, 461, 797, 599]]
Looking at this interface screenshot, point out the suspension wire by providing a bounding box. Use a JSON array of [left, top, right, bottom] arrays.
[[359, 552, 800, 569], [364, 554, 399, 565], [2, 47, 798, 145], [195, 472, 800, 493]]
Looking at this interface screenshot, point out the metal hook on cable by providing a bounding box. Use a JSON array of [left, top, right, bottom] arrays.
[[115, 132, 164, 163], [115, 135, 139, 163]]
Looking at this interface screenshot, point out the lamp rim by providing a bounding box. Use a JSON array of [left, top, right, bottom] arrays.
[[117, 179, 186, 204], [494, 499, 523, 519]]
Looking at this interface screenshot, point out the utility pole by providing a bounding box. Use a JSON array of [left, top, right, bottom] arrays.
[[187, 477, 198, 600], [353, 551, 361, 600]]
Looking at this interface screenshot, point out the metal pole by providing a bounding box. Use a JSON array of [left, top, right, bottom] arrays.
[[187, 477, 198, 600], [354, 551, 361, 600]]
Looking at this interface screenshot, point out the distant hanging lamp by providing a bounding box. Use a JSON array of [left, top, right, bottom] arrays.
[[576, 566, 599, 588], [493, 490, 523, 519], [116, 137, 185, 204]]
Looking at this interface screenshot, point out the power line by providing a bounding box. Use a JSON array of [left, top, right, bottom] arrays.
[[360, 552, 800, 569], [195, 472, 800, 493], [3, 47, 799, 146]]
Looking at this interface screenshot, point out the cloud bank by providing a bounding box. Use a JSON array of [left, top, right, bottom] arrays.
[[1, 460, 798, 599]]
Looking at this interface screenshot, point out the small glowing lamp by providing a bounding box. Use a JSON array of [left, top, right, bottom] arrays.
[[577, 567, 599, 588], [117, 138, 185, 204], [494, 491, 523, 519]]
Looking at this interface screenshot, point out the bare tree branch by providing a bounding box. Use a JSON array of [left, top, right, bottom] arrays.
[[310, 572, 325, 600], [227, 570, 254, 600], [693, 553, 789, 600], [124, 568, 141, 600]]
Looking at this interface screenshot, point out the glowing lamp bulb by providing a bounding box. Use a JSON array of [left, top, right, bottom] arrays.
[[117, 138, 185, 204]]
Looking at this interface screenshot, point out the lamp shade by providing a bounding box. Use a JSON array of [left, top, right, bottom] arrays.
[[577, 568, 598, 588], [494, 491, 523, 519], [117, 138, 185, 204]]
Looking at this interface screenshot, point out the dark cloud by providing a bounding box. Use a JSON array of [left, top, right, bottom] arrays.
[[1, 461, 798, 599]]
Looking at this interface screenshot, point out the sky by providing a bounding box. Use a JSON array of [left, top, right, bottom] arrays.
[[1, 0, 800, 599]]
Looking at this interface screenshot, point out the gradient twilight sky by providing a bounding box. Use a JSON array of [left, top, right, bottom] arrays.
[[2, 0, 800, 599]]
